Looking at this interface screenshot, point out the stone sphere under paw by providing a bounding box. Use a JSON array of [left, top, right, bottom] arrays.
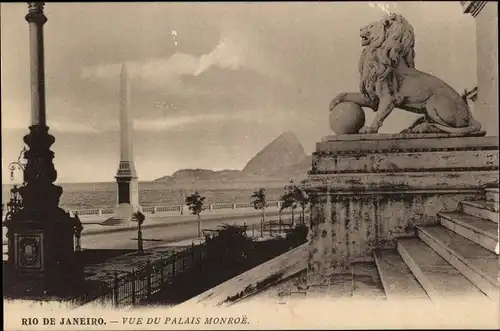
[[329, 102, 366, 134]]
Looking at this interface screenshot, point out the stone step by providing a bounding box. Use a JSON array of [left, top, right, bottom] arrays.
[[397, 238, 488, 303], [417, 226, 499, 301], [481, 192, 500, 212], [373, 250, 429, 300], [485, 188, 499, 203], [460, 200, 499, 224], [438, 212, 498, 253], [306, 273, 353, 300], [351, 262, 386, 300], [486, 201, 499, 212], [99, 218, 129, 226]]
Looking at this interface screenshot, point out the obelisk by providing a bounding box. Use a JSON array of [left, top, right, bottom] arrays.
[[113, 64, 140, 222]]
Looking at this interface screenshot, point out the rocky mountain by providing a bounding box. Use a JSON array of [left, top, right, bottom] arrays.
[[154, 131, 312, 184], [272, 155, 313, 179], [242, 131, 307, 176], [154, 169, 269, 184]]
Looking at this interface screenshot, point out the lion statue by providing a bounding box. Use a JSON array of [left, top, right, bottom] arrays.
[[329, 13, 482, 135]]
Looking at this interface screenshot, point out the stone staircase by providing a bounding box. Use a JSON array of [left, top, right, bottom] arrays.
[[99, 217, 129, 226], [375, 187, 499, 302], [200, 189, 499, 306]]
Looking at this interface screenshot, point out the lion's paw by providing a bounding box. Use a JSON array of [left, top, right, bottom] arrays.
[[329, 93, 347, 111], [358, 126, 378, 134], [407, 122, 442, 134]]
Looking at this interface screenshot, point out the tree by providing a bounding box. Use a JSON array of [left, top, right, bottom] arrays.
[[251, 188, 267, 225], [180, 189, 185, 215], [280, 181, 298, 225], [185, 191, 206, 238], [295, 180, 311, 225], [280, 190, 297, 225], [280, 179, 311, 226], [132, 210, 146, 254]]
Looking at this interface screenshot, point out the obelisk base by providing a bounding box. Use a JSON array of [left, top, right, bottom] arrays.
[[116, 203, 136, 218], [101, 204, 140, 226]]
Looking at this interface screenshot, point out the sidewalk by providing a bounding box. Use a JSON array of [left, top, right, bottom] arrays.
[[81, 210, 291, 236], [67, 206, 281, 223], [2, 210, 294, 246]]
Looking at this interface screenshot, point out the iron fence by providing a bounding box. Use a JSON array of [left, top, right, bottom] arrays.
[[73, 243, 207, 307], [250, 214, 309, 238], [72, 214, 309, 307], [110, 243, 207, 306]]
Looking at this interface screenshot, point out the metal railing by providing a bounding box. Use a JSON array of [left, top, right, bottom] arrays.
[[97, 243, 207, 307], [69, 216, 309, 307], [247, 215, 309, 238]]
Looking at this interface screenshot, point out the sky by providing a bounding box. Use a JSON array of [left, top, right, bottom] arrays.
[[1, 2, 477, 183]]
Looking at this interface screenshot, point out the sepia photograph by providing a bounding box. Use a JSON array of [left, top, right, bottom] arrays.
[[2, 1, 499, 329]]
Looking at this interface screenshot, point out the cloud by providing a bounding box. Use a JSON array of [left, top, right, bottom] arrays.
[[47, 120, 100, 133], [37, 111, 258, 134], [133, 110, 263, 132], [133, 114, 226, 132], [194, 34, 248, 76], [80, 30, 287, 92], [1, 117, 99, 134], [368, 1, 397, 15]]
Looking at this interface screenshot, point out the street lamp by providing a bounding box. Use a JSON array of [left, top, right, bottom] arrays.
[[4, 2, 83, 297], [180, 189, 185, 215], [8, 147, 28, 183], [132, 210, 145, 254]]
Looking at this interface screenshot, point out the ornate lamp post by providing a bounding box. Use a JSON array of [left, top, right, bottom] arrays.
[[180, 189, 185, 215], [132, 210, 145, 254], [4, 2, 83, 297]]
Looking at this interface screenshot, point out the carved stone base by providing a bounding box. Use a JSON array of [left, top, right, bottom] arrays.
[[306, 135, 499, 286], [4, 209, 84, 297], [320, 131, 487, 143]]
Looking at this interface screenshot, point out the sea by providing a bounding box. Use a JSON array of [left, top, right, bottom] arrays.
[[1, 181, 289, 211]]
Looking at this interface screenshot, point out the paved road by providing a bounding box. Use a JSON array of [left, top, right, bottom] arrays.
[[81, 214, 268, 250]]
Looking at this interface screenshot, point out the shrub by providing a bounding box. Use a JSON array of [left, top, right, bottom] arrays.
[[285, 224, 309, 247], [204, 223, 254, 264]]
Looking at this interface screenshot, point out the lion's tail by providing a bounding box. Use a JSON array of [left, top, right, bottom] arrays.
[[432, 118, 482, 134]]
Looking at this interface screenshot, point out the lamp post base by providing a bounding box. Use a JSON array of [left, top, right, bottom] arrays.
[[4, 209, 84, 298]]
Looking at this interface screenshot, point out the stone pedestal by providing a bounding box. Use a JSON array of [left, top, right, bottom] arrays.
[[111, 163, 140, 224], [306, 133, 499, 286], [4, 207, 83, 296], [114, 202, 136, 221]]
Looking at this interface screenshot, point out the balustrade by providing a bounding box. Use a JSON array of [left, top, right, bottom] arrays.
[[54, 200, 306, 219]]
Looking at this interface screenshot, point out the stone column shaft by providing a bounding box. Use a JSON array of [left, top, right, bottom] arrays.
[[26, 2, 47, 127], [120, 64, 134, 162], [114, 63, 140, 220]]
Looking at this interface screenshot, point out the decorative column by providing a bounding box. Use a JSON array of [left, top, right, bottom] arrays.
[[461, 1, 499, 136], [4, 2, 83, 297]]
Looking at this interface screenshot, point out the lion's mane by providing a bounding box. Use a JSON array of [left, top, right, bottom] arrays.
[[359, 13, 416, 102]]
